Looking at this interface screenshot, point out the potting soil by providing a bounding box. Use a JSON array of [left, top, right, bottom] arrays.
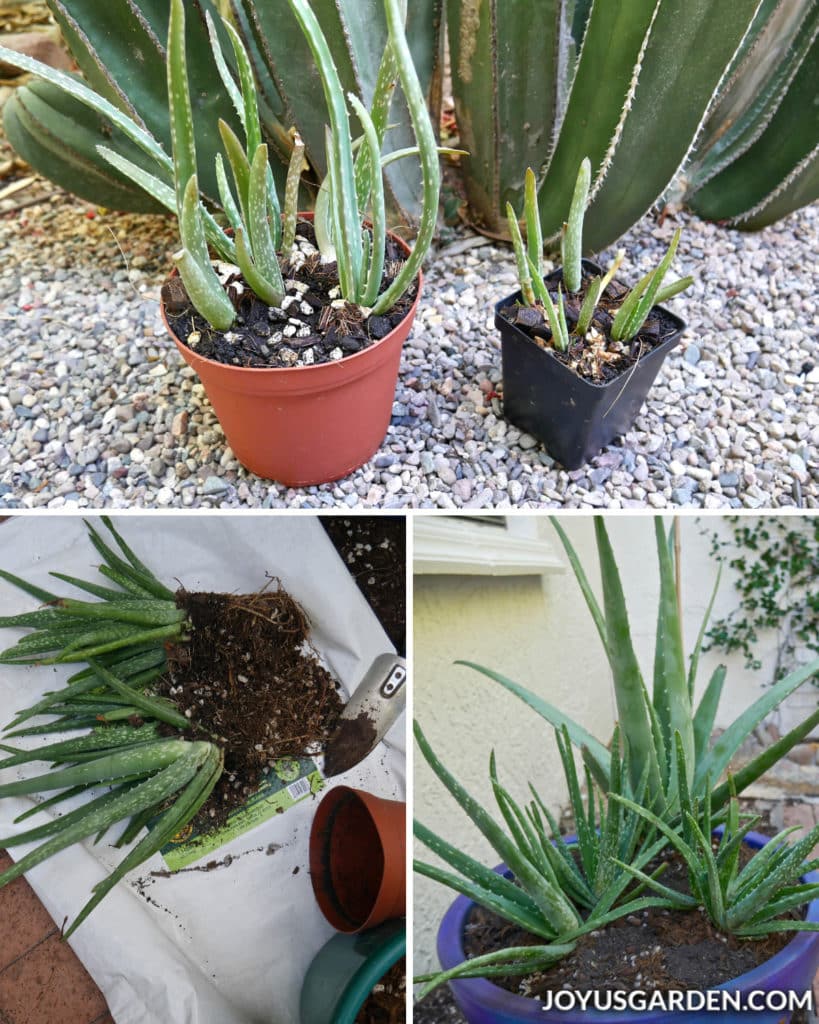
[[163, 223, 417, 369], [354, 956, 406, 1024]]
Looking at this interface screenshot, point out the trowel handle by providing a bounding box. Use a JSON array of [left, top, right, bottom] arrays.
[[343, 653, 407, 741]]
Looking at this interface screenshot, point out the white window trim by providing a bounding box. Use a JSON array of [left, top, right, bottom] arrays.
[[414, 516, 564, 576]]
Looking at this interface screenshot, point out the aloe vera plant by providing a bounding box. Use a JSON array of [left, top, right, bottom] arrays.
[[461, 518, 819, 819], [0, 519, 223, 936], [507, 159, 692, 350], [414, 720, 677, 994], [612, 737, 819, 939], [0, 517, 339, 934]]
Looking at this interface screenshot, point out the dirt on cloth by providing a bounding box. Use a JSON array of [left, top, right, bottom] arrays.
[[155, 582, 343, 829]]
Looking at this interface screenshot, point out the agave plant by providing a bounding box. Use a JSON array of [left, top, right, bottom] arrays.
[[614, 737, 819, 938], [1, 0, 444, 221], [506, 159, 692, 351], [460, 518, 819, 819], [413, 720, 675, 994], [448, 0, 817, 245]]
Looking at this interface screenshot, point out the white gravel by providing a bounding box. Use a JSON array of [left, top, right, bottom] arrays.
[[0, 187, 816, 510]]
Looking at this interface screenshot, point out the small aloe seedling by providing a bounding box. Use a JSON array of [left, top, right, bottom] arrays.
[[508, 158, 693, 348], [613, 738, 819, 938]]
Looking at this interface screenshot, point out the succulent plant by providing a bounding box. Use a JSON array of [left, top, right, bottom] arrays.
[[507, 160, 692, 349]]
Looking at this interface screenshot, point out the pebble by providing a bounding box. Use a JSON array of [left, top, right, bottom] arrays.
[[0, 196, 816, 509]]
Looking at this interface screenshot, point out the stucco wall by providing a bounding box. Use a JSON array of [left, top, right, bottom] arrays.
[[412, 513, 818, 976]]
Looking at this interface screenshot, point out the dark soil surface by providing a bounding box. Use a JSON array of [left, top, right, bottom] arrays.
[[499, 264, 682, 385], [163, 221, 416, 369], [320, 516, 406, 656], [155, 583, 343, 829], [355, 956, 406, 1024]]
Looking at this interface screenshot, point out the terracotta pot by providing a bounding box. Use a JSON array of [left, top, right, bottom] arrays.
[[437, 832, 819, 1023], [299, 919, 405, 1024], [309, 785, 405, 933], [161, 215, 421, 486]]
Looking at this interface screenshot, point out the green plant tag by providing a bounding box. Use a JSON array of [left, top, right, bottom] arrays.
[[153, 757, 325, 870]]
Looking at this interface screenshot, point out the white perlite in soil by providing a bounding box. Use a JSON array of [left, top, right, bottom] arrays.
[[0, 190, 816, 510]]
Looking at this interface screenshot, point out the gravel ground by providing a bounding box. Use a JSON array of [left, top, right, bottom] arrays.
[[0, 186, 816, 510]]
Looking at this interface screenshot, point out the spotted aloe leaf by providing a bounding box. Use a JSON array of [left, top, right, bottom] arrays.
[[236, 0, 444, 225]]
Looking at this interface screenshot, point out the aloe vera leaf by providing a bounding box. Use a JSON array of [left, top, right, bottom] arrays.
[[46, 0, 246, 202], [288, 0, 362, 297], [3, 80, 167, 214], [447, 0, 563, 230], [415, 720, 580, 932], [455, 660, 611, 784], [489, 759, 555, 882], [610, 269, 652, 341], [575, 276, 602, 335], [527, 256, 568, 351], [88, 660, 190, 732], [610, 857, 698, 908], [174, 244, 235, 333], [414, 943, 574, 998], [593, 519, 663, 804], [0, 739, 193, 798], [0, 782, 146, 850], [38, 622, 182, 665], [48, 573, 133, 604], [0, 42, 169, 173], [708, 702, 819, 812], [349, 94, 386, 307], [654, 276, 693, 305], [354, 36, 398, 212], [54, 598, 184, 629], [242, 0, 442, 223], [0, 724, 158, 770], [234, 227, 282, 309], [246, 144, 284, 302], [692, 665, 726, 763], [696, 656, 819, 791], [0, 568, 58, 605], [524, 168, 543, 277], [727, 826, 819, 929], [415, 827, 548, 933], [370, 0, 441, 315], [730, 145, 819, 230], [214, 154, 243, 233], [282, 131, 306, 252], [506, 204, 535, 306], [652, 520, 694, 774], [64, 745, 223, 938], [84, 520, 174, 602], [561, 158, 590, 293], [582, 0, 760, 251]]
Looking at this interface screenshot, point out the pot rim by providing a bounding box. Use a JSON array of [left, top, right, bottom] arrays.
[[333, 923, 406, 1023], [161, 212, 422, 376], [438, 830, 819, 1023]]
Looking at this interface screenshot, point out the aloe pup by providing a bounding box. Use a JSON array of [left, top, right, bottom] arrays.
[[507, 159, 693, 353]]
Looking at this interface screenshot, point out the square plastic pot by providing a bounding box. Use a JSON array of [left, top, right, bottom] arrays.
[[495, 260, 686, 471]]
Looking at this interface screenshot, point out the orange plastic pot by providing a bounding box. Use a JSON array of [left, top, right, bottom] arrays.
[[161, 216, 421, 486], [309, 785, 405, 933]]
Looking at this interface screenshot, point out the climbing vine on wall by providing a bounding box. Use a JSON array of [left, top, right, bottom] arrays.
[[702, 517, 819, 684]]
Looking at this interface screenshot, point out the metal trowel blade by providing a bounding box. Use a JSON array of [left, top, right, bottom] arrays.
[[323, 653, 406, 777]]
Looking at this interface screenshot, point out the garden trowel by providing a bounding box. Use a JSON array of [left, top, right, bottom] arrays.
[[323, 653, 407, 777]]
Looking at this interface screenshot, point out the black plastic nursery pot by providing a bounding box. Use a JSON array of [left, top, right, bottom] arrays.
[[495, 259, 686, 471]]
